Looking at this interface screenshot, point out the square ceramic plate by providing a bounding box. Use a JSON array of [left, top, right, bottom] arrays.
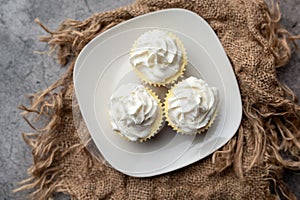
[[74, 8, 242, 177]]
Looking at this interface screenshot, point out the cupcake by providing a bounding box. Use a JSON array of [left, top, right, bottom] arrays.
[[164, 76, 218, 135], [129, 29, 187, 86], [109, 83, 163, 142]]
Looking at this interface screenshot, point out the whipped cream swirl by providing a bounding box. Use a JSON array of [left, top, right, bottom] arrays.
[[130, 30, 183, 83], [109, 84, 158, 141], [167, 76, 218, 134]]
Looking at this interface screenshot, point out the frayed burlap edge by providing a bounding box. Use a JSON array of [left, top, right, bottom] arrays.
[[14, 0, 300, 199]]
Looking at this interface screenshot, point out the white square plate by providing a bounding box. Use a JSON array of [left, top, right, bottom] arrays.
[[74, 9, 242, 177]]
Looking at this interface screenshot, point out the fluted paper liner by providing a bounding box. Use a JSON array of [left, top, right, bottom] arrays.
[[130, 30, 187, 87]]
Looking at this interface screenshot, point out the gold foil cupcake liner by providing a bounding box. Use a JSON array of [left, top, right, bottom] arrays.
[[130, 30, 187, 87], [164, 86, 218, 135]]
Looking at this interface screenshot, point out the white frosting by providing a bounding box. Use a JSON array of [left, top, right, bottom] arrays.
[[109, 84, 159, 141], [167, 76, 218, 134], [130, 30, 183, 83]]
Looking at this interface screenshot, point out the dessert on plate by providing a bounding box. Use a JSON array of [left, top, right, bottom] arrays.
[[109, 83, 163, 142], [164, 76, 218, 135], [129, 29, 187, 86]]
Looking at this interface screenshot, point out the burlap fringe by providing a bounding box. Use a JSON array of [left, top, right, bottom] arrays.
[[212, 1, 300, 199], [14, 0, 300, 199]]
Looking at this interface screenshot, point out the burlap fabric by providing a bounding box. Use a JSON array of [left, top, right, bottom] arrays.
[[16, 0, 300, 199]]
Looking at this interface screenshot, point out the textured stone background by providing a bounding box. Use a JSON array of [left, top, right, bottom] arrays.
[[0, 0, 299, 199]]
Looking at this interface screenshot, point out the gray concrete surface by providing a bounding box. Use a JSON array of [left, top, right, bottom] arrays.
[[0, 0, 299, 199]]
